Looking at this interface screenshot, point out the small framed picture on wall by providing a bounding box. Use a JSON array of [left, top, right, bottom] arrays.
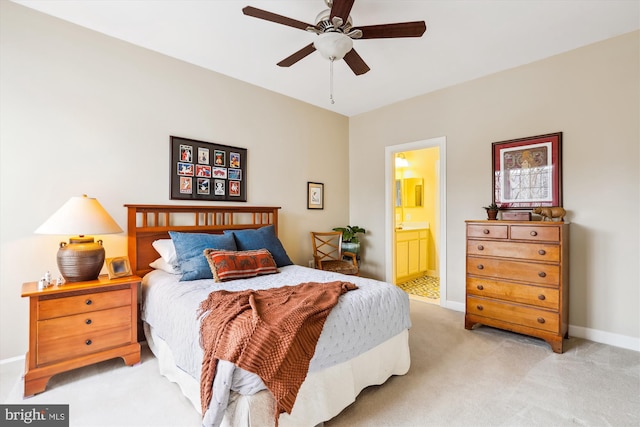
[[307, 182, 324, 210]]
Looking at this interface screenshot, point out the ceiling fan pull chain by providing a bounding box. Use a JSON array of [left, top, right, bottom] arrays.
[[329, 57, 335, 104]]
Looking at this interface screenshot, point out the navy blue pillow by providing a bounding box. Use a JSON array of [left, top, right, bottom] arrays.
[[225, 225, 293, 267], [169, 231, 237, 281]]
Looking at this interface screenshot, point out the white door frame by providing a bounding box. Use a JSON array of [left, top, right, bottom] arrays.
[[385, 136, 447, 306]]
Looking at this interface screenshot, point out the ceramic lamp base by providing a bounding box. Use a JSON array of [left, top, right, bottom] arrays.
[[57, 236, 104, 282]]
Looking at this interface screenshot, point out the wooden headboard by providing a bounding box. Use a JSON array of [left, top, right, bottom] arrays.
[[125, 204, 281, 277]]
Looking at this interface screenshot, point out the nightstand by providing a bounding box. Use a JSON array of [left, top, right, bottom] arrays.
[[21, 274, 141, 396]]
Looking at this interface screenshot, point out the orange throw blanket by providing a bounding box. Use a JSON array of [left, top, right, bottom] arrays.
[[198, 281, 357, 423]]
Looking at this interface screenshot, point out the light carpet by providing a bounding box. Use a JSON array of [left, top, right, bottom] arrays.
[[2, 300, 639, 426]]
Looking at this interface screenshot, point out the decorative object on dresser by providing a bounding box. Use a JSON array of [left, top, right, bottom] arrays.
[[464, 220, 570, 353], [502, 211, 532, 221], [34, 195, 123, 282], [170, 136, 247, 202], [533, 206, 567, 222], [482, 202, 500, 220], [21, 275, 141, 396], [492, 132, 562, 209]]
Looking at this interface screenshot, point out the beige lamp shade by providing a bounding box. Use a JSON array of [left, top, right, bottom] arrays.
[[35, 195, 123, 282]]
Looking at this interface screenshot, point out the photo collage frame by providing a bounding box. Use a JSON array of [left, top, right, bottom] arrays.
[[170, 136, 247, 202]]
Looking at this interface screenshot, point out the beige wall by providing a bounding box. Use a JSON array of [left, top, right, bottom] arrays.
[[0, 2, 350, 360], [1, 2, 638, 360], [350, 31, 639, 347]]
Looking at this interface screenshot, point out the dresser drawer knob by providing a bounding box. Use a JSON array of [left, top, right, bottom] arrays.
[[85, 339, 92, 346], [476, 264, 484, 270], [477, 245, 484, 250], [483, 229, 490, 234], [476, 305, 483, 311], [530, 231, 538, 236], [538, 294, 546, 301], [538, 271, 546, 278], [477, 284, 484, 290], [85, 319, 92, 325], [537, 317, 545, 324], [85, 299, 93, 305], [538, 249, 546, 255]]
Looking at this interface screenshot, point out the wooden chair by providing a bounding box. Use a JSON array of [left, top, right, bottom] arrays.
[[310, 231, 359, 276]]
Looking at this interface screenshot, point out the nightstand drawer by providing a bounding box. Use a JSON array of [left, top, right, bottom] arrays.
[[466, 278, 559, 310], [37, 326, 132, 365], [37, 306, 132, 341], [467, 256, 560, 286], [467, 296, 559, 333], [38, 288, 131, 320], [467, 240, 560, 262]]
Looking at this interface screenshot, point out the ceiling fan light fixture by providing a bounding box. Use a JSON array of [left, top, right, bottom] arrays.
[[314, 32, 353, 60]]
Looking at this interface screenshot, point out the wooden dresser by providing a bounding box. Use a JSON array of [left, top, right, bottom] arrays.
[[21, 275, 141, 396], [464, 220, 569, 353]]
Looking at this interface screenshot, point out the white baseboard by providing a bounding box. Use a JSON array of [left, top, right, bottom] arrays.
[[0, 354, 24, 365], [569, 325, 640, 352], [443, 299, 639, 352]]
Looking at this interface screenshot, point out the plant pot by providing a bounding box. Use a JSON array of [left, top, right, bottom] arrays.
[[341, 241, 360, 256], [486, 209, 499, 220]]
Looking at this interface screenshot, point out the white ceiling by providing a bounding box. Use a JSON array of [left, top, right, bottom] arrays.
[[13, 0, 640, 117]]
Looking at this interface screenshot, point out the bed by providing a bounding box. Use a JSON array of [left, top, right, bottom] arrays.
[[126, 204, 411, 427]]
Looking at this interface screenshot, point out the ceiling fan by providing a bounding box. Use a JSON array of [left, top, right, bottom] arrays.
[[242, 0, 427, 76]]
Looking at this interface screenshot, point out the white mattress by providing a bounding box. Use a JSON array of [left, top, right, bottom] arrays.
[[141, 265, 412, 426]]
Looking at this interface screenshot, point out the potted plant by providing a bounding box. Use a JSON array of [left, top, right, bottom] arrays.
[[332, 225, 366, 255], [483, 202, 500, 220]]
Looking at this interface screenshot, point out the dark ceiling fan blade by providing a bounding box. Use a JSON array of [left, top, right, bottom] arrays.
[[330, 0, 355, 22], [242, 6, 314, 31], [277, 43, 316, 67], [343, 49, 370, 75], [357, 21, 427, 39]]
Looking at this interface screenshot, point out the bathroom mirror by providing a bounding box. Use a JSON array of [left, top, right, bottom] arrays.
[[403, 178, 424, 207]]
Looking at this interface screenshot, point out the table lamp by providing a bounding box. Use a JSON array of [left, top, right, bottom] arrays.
[[35, 195, 123, 282]]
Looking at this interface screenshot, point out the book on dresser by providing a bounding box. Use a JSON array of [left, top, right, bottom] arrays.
[[464, 220, 570, 353]]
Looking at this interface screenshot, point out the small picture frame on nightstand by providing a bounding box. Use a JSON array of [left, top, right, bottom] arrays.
[[106, 256, 132, 279]]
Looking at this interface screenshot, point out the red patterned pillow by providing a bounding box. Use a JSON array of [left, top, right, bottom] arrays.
[[203, 249, 279, 282]]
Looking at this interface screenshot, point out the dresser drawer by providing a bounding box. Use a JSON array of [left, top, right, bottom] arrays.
[[467, 224, 508, 239], [37, 326, 132, 365], [467, 295, 559, 333], [467, 239, 560, 262], [37, 306, 132, 342], [467, 256, 560, 286], [38, 289, 131, 320], [466, 278, 559, 310], [510, 225, 560, 242]]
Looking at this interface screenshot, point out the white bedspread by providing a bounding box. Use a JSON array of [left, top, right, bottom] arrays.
[[141, 265, 411, 426]]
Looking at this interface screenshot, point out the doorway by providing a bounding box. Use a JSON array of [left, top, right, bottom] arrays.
[[385, 137, 447, 307]]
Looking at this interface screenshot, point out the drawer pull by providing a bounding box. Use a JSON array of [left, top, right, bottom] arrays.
[[477, 245, 484, 251], [530, 231, 538, 236], [538, 271, 546, 278], [538, 249, 546, 255], [476, 305, 483, 311], [85, 299, 93, 305], [477, 264, 484, 270], [476, 285, 484, 290], [537, 317, 545, 324], [85, 339, 92, 346], [538, 294, 546, 301], [483, 229, 490, 235], [85, 319, 92, 325]]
